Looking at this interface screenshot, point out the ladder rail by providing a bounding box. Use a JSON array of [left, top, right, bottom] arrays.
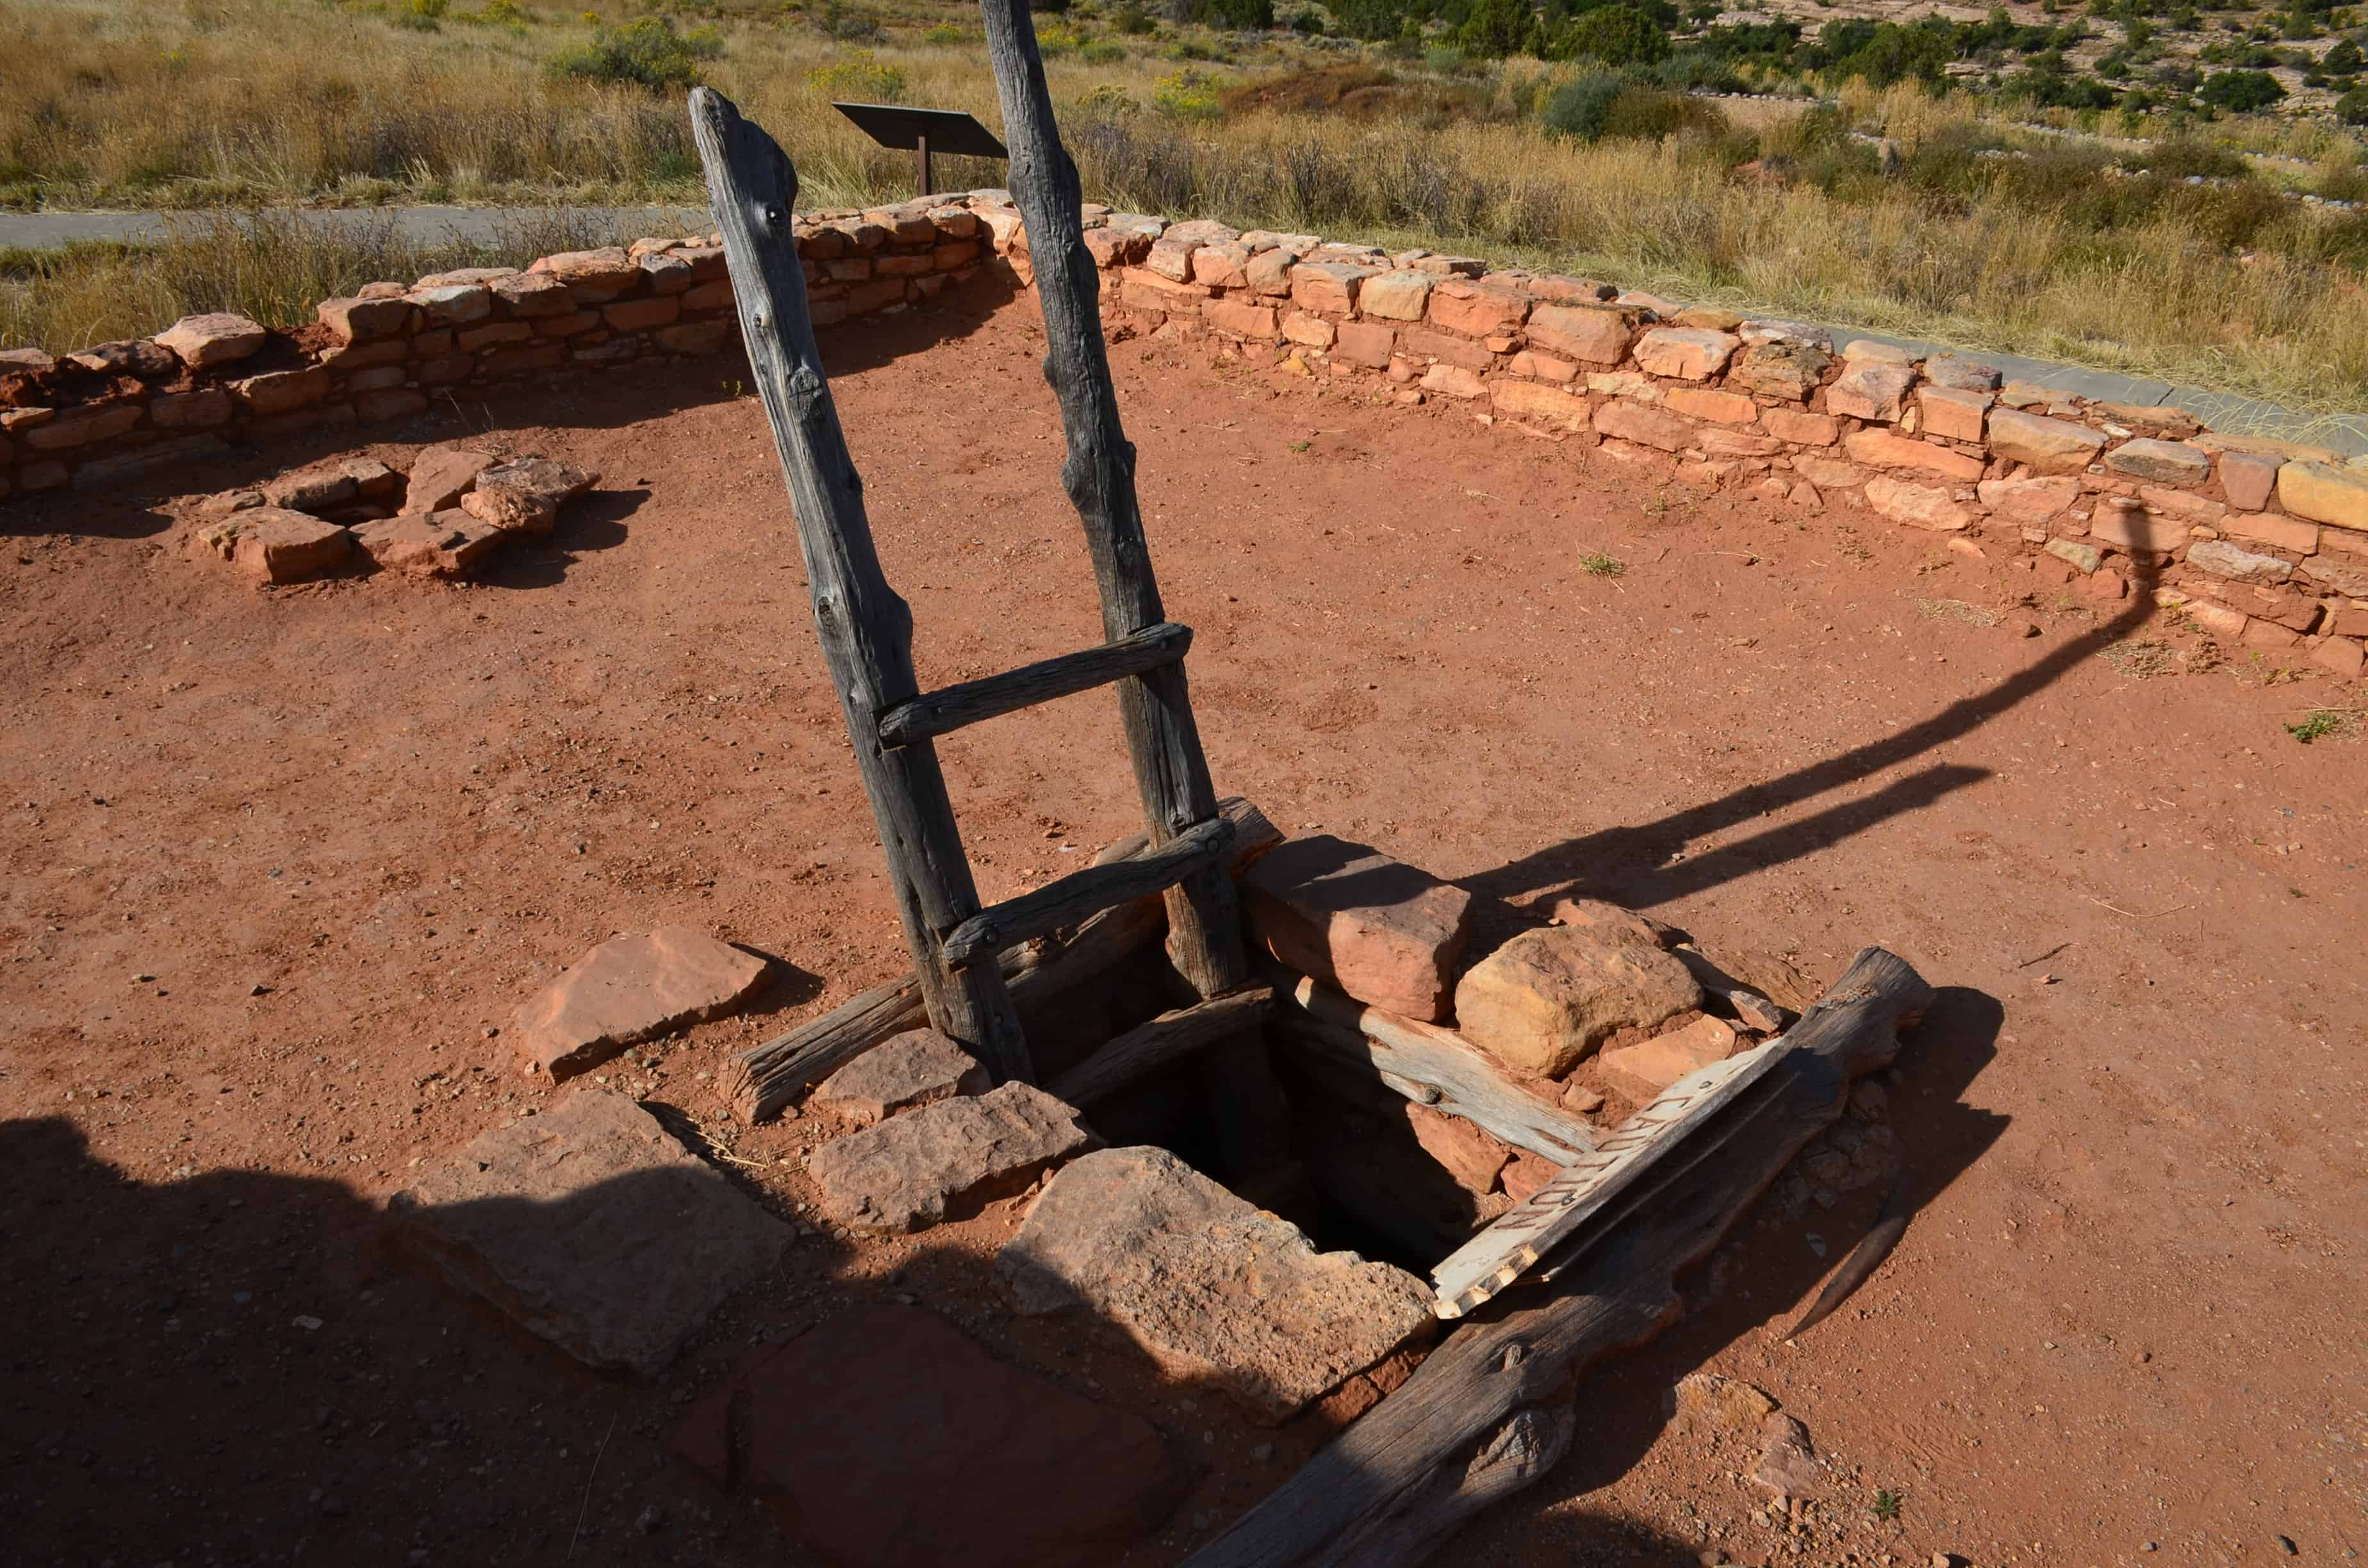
[[940, 814, 1233, 970], [877, 621, 1191, 748], [688, 90, 1034, 1087]]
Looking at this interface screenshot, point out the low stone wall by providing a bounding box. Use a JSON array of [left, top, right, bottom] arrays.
[[0, 199, 994, 502], [1039, 211, 2368, 684], [3, 186, 2362, 683]]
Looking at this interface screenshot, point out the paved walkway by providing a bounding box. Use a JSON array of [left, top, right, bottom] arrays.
[[4, 202, 2360, 456]]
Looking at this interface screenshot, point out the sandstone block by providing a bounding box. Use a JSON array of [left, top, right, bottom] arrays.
[[1665, 386, 1756, 425], [2312, 636, 2365, 678], [1593, 398, 1693, 453], [1241, 835, 1474, 1022], [460, 456, 598, 534], [1508, 350, 1577, 383], [149, 389, 234, 430], [671, 1304, 1179, 1568], [318, 295, 415, 343], [1922, 353, 2001, 391], [1452, 926, 1703, 1077], [1290, 261, 1381, 314], [1314, 320, 1384, 370], [2137, 484, 2225, 525], [67, 339, 180, 379], [1864, 475, 1971, 530], [1825, 363, 1916, 421], [603, 296, 680, 332], [1726, 339, 1830, 402], [406, 283, 493, 325], [1977, 475, 2078, 524], [1524, 303, 1632, 366], [2107, 437, 2211, 484], [404, 444, 497, 512], [530, 247, 641, 291], [1403, 1102, 1513, 1194], [514, 925, 769, 1080], [682, 279, 736, 313], [1987, 408, 2106, 473], [1401, 327, 1492, 372], [353, 509, 505, 576], [1203, 297, 1279, 340], [1492, 379, 1590, 430], [2044, 537, 2101, 573], [1839, 338, 1914, 367], [1845, 428, 1984, 481], [1244, 247, 1299, 296], [1762, 406, 1839, 446], [812, 1028, 988, 1128], [639, 251, 696, 294], [1001, 1147, 1431, 1422], [2278, 460, 2368, 530], [1599, 1014, 1738, 1102], [1358, 269, 1434, 322], [22, 403, 142, 450], [2219, 450, 2280, 512], [1794, 456, 1864, 491], [386, 1090, 789, 1376], [809, 1082, 1094, 1235], [197, 508, 353, 584], [1633, 327, 1738, 380], [2085, 498, 2176, 553], [1282, 313, 1335, 349], [264, 467, 358, 512], [2187, 538, 2293, 585], [154, 312, 267, 368], [2224, 512, 2319, 555], [492, 271, 573, 317], [1420, 363, 1486, 399], [233, 368, 331, 416], [1426, 277, 1531, 336], [1916, 385, 1990, 441]]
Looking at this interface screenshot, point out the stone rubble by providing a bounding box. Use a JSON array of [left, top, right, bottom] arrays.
[[511, 925, 771, 1081]]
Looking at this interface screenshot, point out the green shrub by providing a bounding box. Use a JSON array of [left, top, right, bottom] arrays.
[[1541, 70, 1631, 138], [2325, 36, 2364, 71], [2340, 83, 2368, 121], [2198, 67, 2287, 108], [549, 17, 723, 90], [1115, 2, 1158, 31], [1559, 4, 1673, 65], [1081, 37, 1130, 60]]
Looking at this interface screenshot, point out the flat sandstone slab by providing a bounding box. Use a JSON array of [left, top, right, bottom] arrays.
[[1241, 834, 1474, 1022], [999, 1145, 1433, 1423], [514, 925, 769, 1080], [810, 1027, 987, 1128], [807, 1082, 1094, 1234], [671, 1304, 1180, 1568], [385, 1090, 790, 1376]]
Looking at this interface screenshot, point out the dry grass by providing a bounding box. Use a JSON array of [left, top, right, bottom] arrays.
[[5, 1, 2368, 411]]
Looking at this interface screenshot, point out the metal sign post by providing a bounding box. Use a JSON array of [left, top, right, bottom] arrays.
[[830, 102, 1008, 198]]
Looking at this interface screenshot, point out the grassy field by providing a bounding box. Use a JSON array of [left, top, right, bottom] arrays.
[[5, 0, 2368, 413]]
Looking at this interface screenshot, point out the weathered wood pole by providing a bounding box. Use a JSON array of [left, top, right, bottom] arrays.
[[687, 87, 1032, 1086]]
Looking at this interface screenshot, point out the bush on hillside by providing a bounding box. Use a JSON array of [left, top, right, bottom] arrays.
[[2197, 68, 2287, 109], [2340, 84, 2368, 122], [550, 18, 723, 91], [1558, 4, 1673, 65], [1541, 70, 1720, 139]]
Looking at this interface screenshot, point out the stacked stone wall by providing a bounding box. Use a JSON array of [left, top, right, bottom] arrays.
[[2, 186, 2362, 683]]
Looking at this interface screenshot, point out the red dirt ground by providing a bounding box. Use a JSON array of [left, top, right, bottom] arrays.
[[4, 290, 2364, 1568]]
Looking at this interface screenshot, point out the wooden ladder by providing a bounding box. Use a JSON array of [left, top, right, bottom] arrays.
[[687, 54, 1284, 1169]]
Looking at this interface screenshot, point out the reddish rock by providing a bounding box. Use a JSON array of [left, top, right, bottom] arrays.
[[530, 246, 641, 293], [1987, 408, 2106, 473], [672, 1305, 1180, 1568], [2312, 636, 2365, 678], [514, 925, 771, 1080], [1845, 428, 1985, 481], [807, 1082, 1094, 1235], [1665, 386, 1756, 425], [1825, 363, 1916, 421], [1762, 407, 1839, 446], [1632, 326, 1738, 380], [1727, 339, 1830, 401], [1240, 835, 1474, 1022], [352, 509, 506, 577], [460, 456, 599, 534], [387, 1090, 789, 1376], [1421, 363, 1486, 399], [1976, 475, 2078, 525], [1425, 277, 1531, 336], [1916, 384, 1990, 441], [1282, 313, 1335, 349], [1524, 303, 1632, 365], [1203, 298, 1279, 339], [1499, 1149, 1561, 1202], [1401, 326, 1492, 372], [2218, 450, 2280, 512], [1865, 475, 1972, 531], [154, 312, 268, 368], [1548, 895, 1677, 948], [233, 368, 330, 416], [318, 295, 416, 343], [1593, 398, 1694, 453], [1000, 1147, 1430, 1422], [810, 1028, 987, 1128], [2187, 538, 2293, 585], [1404, 1102, 1512, 1193], [1492, 380, 1590, 430], [1357, 269, 1434, 322], [22, 403, 142, 451], [1598, 1014, 1738, 1101], [2087, 496, 2181, 553], [196, 508, 354, 584], [263, 466, 358, 512], [1290, 261, 1381, 314], [67, 339, 179, 379], [1454, 926, 1703, 1077], [2106, 436, 2210, 485], [2224, 512, 2319, 555], [402, 444, 497, 512], [1084, 225, 1151, 268]]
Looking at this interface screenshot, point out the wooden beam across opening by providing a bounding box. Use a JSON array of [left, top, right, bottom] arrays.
[[940, 813, 1234, 970], [876, 621, 1192, 747]]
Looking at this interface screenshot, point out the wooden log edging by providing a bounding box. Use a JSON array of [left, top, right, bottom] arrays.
[[1183, 945, 1935, 1568]]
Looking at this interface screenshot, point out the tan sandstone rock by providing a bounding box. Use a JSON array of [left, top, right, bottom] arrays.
[[808, 1082, 1095, 1235], [1598, 1014, 1739, 1102], [1241, 835, 1474, 1022], [154, 312, 268, 369], [514, 925, 770, 1080], [1453, 926, 1704, 1077], [811, 1028, 989, 1128]]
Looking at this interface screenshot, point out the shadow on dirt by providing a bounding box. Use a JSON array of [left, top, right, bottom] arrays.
[[1467, 593, 2157, 912]]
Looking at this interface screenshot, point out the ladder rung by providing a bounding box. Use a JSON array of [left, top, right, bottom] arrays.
[[940, 815, 1234, 970], [878, 621, 1192, 748], [1048, 985, 1275, 1107]]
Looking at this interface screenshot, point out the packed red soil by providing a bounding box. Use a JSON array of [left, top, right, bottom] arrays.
[[4, 291, 2364, 1568]]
